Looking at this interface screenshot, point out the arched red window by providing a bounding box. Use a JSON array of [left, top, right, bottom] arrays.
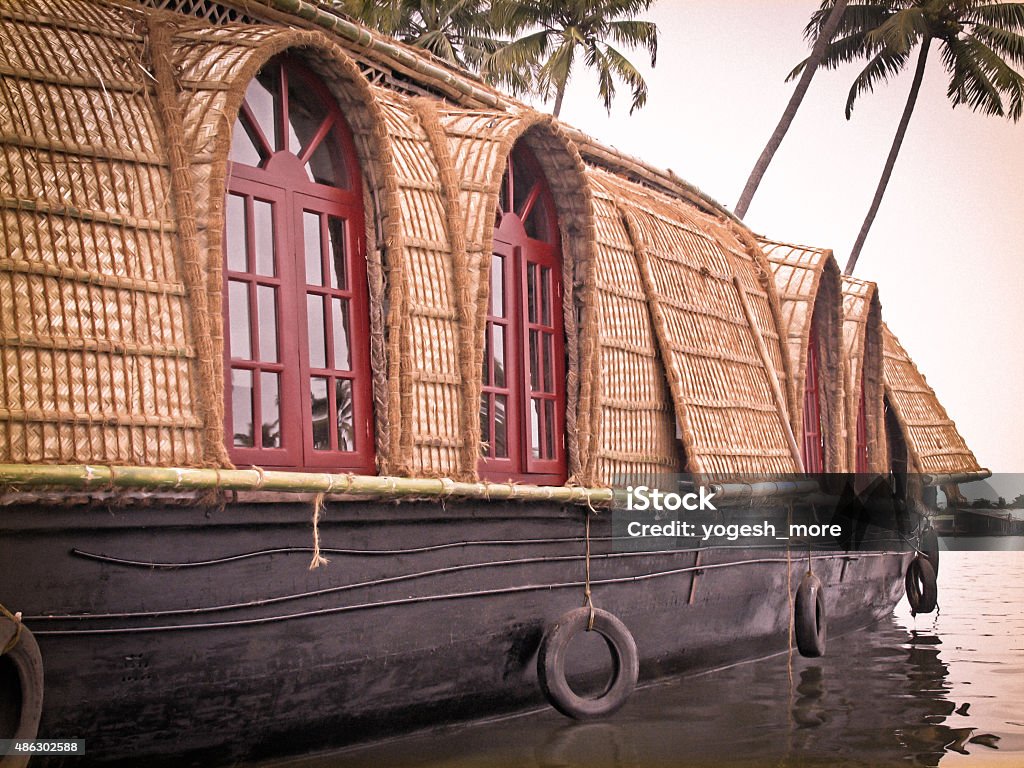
[[480, 143, 567, 484], [802, 324, 825, 473], [223, 57, 374, 473]]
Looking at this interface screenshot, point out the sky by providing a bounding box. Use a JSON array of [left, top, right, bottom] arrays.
[[524, 1, 1024, 477]]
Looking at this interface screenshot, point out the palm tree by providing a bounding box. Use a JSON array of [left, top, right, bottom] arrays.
[[485, 0, 659, 118], [734, 1, 849, 219], [336, 0, 500, 71], [795, 1, 1024, 274]]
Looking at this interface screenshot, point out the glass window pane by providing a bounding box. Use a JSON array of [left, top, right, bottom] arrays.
[[541, 332, 552, 393], [541, 266, 551, 326], [260, 372, 280, 448], [228, 280, 251, 360], [492, 324, 505, 388], [307, 126, 349, 188], [225, 194, 247, 272], [286, 67, 327, 157], [253, 200, 275, 276], [494, 394, 507, 459], [257, 285, 278, 363], [527, 263, 537, 323], [229, 115, 265, 167], [480, 393, 491, 457], [482, 326, 490, 384], [307, 294, 326, 369], [544, 399, 555, 459], [247, 68, 280, 152], [332, 298, 351, 370], [531, 398, 542, 459], [327, 217, 347, 289], [529, 329, 539, 390], [303, 211, 322, 286], [490, 254, 504, 317], [231, 369, 253, 447], [311, 376, 330, 450], [336, 379, 354, 452]]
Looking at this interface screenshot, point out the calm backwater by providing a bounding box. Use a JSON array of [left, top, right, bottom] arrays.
[[270, 543, 1024, 768]]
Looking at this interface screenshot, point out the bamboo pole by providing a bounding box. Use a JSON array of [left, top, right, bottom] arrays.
[[0, 463, 615, 506], [0, 464, 826, 505]]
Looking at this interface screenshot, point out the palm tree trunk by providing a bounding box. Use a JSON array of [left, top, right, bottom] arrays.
[[845, 38, 931, 274], [552, 77, 567, 118], [734, 0, 848, 219]]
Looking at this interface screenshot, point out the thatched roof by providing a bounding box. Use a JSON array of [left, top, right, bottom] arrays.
[[761, 239, 845, 471], [882, 323, 983, 477], [0, 0, 983, 490]]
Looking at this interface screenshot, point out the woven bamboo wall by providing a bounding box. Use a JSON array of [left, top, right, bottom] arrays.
[[882, 323, 981, 475], [840, 276, 887, 473], [592, 169, 801, 476], [0, 0, 204, 466], [583, 169, 680, 485], [761, 239, 846, 471]]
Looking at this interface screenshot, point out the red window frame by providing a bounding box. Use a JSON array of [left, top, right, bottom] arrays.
[[223, 56, 374, 473], [480, 145, 567, 484], [801, 324, 825, 473]]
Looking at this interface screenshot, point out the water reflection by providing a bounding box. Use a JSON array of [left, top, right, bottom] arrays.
[[264, 550, 1024, 768]]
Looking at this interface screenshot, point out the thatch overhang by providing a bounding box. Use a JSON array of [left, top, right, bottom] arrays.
[[760, 239, 845, 471], [840, 275, 886, 473], [589, 168, 802, 477], [881, 323, 984, 479]]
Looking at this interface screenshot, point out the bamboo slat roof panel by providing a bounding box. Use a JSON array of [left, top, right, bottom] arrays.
[[882, 323, 981, 475]]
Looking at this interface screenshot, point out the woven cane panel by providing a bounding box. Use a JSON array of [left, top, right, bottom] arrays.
[[841, 276, 886, 472], [0, 0, 204, 465], [882, 324, 981, 474], [592, 169, 798, 476], [587, 176, 679, 485], [762, 238, 846, 471], [374, 92, 460, 476]]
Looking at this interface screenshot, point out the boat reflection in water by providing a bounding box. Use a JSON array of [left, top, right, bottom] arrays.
[[288, 551, 1024, 768]]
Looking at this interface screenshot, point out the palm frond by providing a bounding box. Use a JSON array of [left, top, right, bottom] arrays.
[[598, 41, 649, 113], [943, 36, 1010, 116], [845, 46, 912, 117], [866, 7, 927, 55], [970, 22, 1024, 66], [963, 3, 1024, 33], [804, 1, 897, 42], [606, 19, 658, 65]]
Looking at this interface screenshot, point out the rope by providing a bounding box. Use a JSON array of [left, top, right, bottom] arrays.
[[1, 602, 23, 655], [583, 510, 595, 630], [308, 493, 329, 570]]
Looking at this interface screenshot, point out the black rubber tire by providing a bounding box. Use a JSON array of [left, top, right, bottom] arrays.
[[0, 619, 44, 768], [794, 571, 827, 658], [906, 555, 938, 615], [537, 607, 638, 720], [920, 525, 940, 577]]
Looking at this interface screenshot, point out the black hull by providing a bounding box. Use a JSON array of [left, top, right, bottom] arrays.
[[0, 499, 912, 766]]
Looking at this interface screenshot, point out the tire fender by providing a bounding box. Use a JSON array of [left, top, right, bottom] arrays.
[[906, 555, 938, 615], [794, 571, 827, 658], [537, 607, 638, 720], [920, 525, 940, 577], [0, 616, 44, 768]]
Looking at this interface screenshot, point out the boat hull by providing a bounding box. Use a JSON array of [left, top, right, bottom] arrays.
[[0, 498, 912, 766]]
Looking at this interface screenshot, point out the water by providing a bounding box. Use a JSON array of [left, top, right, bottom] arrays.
[[269, 543, 1024, 768]]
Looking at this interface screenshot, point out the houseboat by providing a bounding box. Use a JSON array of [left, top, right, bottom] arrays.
[[0, 0, 989, 765]]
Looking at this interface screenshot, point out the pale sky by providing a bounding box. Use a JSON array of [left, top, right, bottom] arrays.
[[528, 1, 1024, 474]]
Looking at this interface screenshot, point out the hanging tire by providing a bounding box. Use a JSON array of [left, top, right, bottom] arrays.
[[537, 607, 638, 720], [0, 617, 44, 768], [920, 525, 940, 577], [794, 571, 827, 658], [906, 555, 937, 615]]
